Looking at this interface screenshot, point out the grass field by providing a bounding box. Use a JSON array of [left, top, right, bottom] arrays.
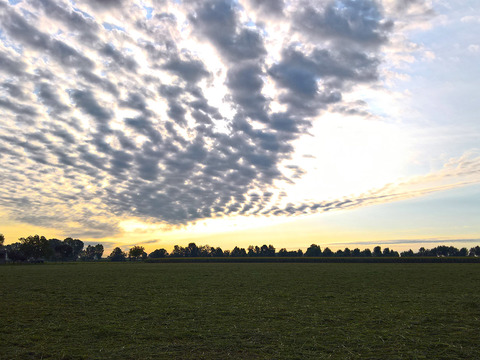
[[1, 262, 479, 359]]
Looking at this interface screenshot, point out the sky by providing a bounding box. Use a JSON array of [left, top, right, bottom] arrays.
[[0, 0, 479, 254]]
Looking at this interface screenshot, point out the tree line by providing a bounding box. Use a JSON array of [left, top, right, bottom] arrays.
[[1, 233, 480, 263], [0, 234, 103, 262]]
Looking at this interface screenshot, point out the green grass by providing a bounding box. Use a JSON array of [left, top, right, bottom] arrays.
[[1, 263, 479, 359]]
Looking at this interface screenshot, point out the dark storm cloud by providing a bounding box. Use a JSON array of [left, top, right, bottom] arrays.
[[51, 127, 76, 143], [0, 52, 27, 77], [1, 82, 26, 99], [270, 113, 301, 133], [293, 0, 393, 47], [189, 0, 266, 62], [167, 102, 187, 125], [226, 61, 269, 122], [0, 134, 42, 153], [70, 90, 111, 122], [81, 0, 125, 10], [109, 149, 134, 176], [0, 7, 94, 69], [163, 56, 210, 83], [78, 147, 107, 170], [0, 0, 402, 236], [159, 84, 183, 99], [189, 98, 222, 120], [125, 116, 162, 144], [0, 98, 38, 117], [270, 59, 318, 97], [33, 0, 100, 42], [77, 70, 119, 96], [268, 45, 379, 117], [100, 44, 138, 72], [270, 46, 379, 93], [247, 0, 284, 16], [120, 92, 151, 116], [36, 82, 69, 114]]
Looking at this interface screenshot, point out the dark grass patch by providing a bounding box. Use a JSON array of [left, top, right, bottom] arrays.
[[1, 263, 479, 359]]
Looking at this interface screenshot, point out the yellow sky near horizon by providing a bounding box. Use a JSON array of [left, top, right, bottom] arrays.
[[3, 184, 479, 255]]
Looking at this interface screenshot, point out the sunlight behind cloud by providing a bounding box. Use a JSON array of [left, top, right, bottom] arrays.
[[284, 113, 412, 202]]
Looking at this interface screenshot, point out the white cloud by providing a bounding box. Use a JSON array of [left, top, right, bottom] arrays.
[[0, 0, 477, 240], [461, 15, 480, 23], [468, 44, 479, 53]]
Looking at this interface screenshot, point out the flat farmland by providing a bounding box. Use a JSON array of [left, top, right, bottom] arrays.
[[1, 262, 479, 359]]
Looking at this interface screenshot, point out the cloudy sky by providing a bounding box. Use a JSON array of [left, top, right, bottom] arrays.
[[1, 0, 479, 252]]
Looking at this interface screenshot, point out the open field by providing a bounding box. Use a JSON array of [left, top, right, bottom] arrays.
[[1, 263, 479, 359]]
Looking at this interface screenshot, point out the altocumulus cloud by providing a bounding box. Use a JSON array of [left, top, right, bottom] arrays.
[[0, 0, 438, 238]]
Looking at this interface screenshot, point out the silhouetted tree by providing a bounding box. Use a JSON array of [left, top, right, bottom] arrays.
[[373, 246, 382, 257], [335, 249, 344, 257], [171, 245, 185, 257], [247, 245, 261, 257], [149, 248, 168, 258], [278, 248, 303, 257], [81, 244, 104, 260], [129, 246, 145, 260], [352, 248, 361, 257], [63, 238, 84, 259], [52, 240, 73, 260], [94, 244, 104, 259], [0, 234, 5, 261], [108, 247, 127, 261], [259, 244, 275, 256], [401, 249, 414, 257], [231, 246, 246, 257], [343, 248, 351, 257], [211, 247, 224, 257], [361, 248, 372, 257], [260, 245, 268, 256], [198, 245, 212, 257], [6, 243, 27, 262], [268, 245, 276, 256], [47, 239, 63, 260], [433, 245, 460, 257], [19, 235, 50, 260], [323, 247, 333, 257], [469, 246, 480, 256], [305, 244, 322, 257], [186, 243, 199, 257]]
